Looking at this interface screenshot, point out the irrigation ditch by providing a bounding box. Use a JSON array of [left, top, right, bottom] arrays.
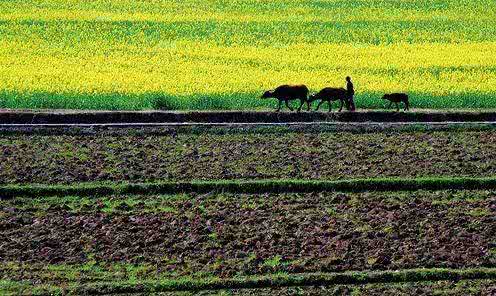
[[2, 110, 496, 135], [2, 122, 496, 136], [2, 110, 496, 124]]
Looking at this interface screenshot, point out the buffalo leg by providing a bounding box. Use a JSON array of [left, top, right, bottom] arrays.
[[285, 100, 294, 111], [396, 102, 399, 112], [316, 100, 324, 111], [328, 100, 332, 112], [344, 98, 351, 110], [297, 99, 305, 112], [338, 99, 344, 112], [307, 100, 311, 111]]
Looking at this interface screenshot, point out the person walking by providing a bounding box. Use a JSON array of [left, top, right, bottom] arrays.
[[345, 76, 356, 111]]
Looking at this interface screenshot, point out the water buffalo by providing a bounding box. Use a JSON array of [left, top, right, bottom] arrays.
[[261, 84, 309, 112], [382, 93, 409, 111], [308, 87, 348, 112]]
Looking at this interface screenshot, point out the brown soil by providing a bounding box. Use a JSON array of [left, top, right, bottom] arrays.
[[1, 191, 494, 278], [1, 131, 496, 184]]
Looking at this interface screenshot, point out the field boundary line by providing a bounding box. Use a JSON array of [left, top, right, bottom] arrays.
[[4, 268, 494, 295], [4, 121, 496, 126], [2, 177, 496, 198]]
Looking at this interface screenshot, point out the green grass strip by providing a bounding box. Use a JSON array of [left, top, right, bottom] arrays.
[[3, 268, 494, 295], [2, 177, 496, 199]]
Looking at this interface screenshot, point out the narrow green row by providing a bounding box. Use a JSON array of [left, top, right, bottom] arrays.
[[72, 268, 496, 294], [2, 268, 494, 295], [3, 177, 496, 199]]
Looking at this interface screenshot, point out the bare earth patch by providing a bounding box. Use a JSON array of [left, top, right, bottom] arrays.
[[1, 131, 496, 184], [1, 191, 494, 280]]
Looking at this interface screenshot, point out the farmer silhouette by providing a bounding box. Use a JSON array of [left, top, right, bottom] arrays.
[[345, 76, 355, 111]]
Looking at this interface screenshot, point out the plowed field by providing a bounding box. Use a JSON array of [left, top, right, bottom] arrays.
[[1, 131, 496, 184]]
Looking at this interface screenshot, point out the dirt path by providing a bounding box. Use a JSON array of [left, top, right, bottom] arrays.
[[2, 110, 496, 124]]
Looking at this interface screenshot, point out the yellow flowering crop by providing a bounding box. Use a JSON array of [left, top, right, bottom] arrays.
[[0, 0, 495, 109]]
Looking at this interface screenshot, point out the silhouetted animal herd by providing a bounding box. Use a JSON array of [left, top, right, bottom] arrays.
[[262, 84, 410, 112]]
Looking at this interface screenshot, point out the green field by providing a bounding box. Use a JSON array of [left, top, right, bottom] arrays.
[[1, 0, 496, 110]]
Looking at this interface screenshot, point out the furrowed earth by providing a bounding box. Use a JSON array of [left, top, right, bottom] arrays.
[[1, 126, 495, 294], [1, 191, 495, 280], [1, 131, 496, 183]]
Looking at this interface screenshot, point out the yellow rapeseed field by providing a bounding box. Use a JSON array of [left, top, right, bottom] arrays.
[[0, 0, 495, 109]]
